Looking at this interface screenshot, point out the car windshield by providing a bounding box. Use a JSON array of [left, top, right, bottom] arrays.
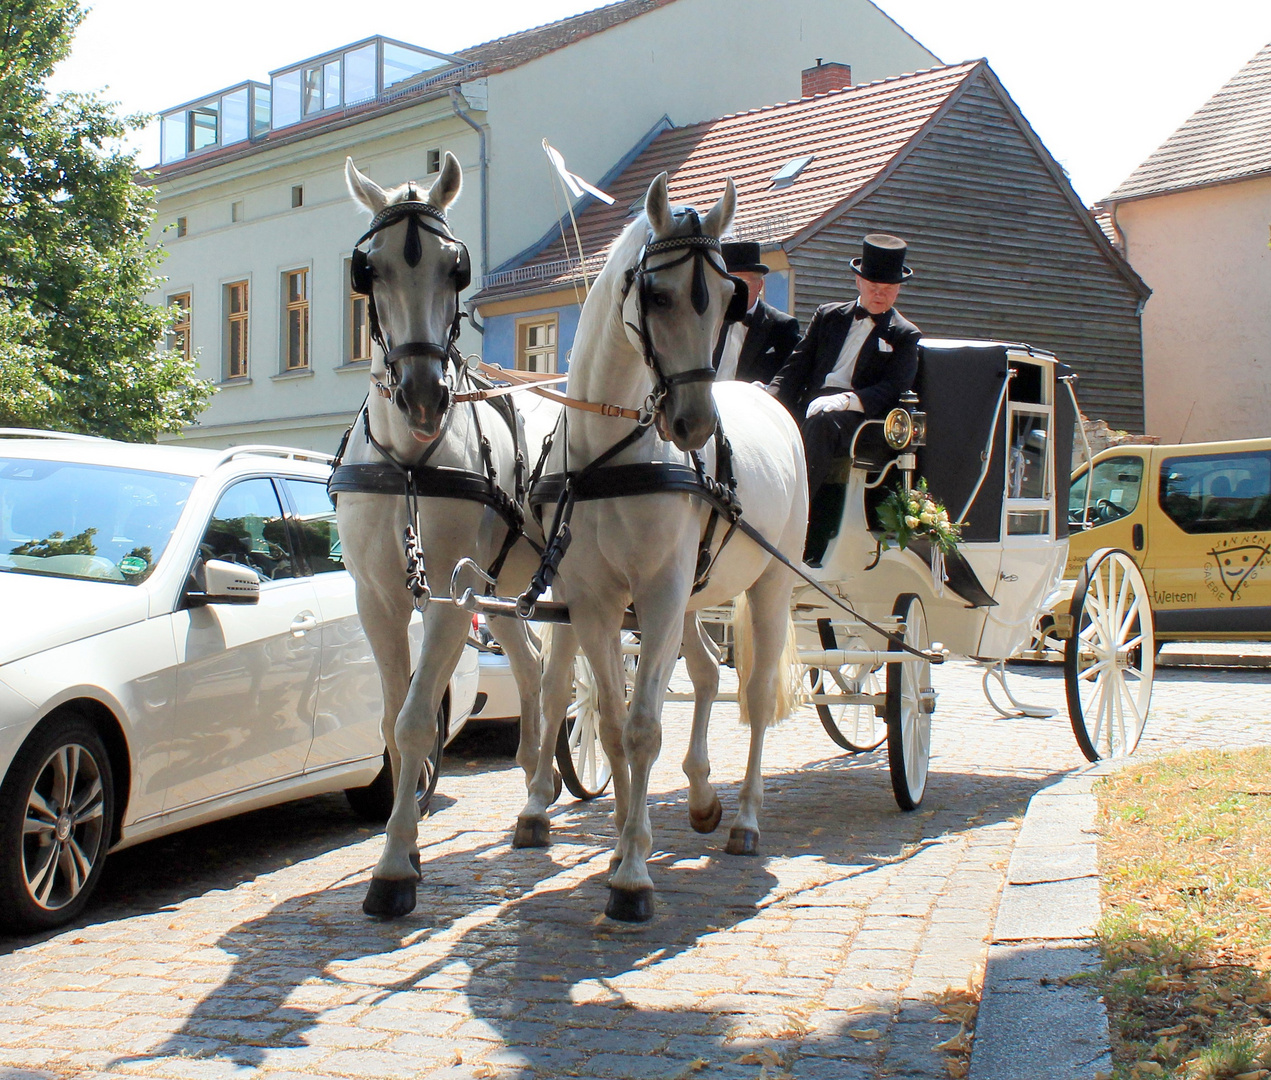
[[0, 457, 195, 585]]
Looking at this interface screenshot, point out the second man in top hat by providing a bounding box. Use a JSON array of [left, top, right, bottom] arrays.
[[713, 241, 801, 384]]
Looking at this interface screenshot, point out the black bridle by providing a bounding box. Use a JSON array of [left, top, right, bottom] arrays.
[[620, 209, 749, 420], [350, 196, 472, 407]]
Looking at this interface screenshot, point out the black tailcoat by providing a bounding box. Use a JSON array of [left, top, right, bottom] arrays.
[[769, 302, 921, 419], [733, 299, 801, 384], [716, 298, 803, 383]]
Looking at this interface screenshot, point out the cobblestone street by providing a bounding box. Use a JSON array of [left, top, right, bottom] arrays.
[[0, 660, 1267, 1080]]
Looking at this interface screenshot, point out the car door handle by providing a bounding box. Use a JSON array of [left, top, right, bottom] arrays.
[[290, 612, 318, 637]]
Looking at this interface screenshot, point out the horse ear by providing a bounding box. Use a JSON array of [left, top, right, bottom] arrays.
[[644, 172, 673, 236], [701, 178, 736, 239], [346, 157, 389, 215], [428, 151, 463, 210]]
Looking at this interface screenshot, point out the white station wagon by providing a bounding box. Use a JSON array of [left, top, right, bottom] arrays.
[[0, 431, 485, 932]]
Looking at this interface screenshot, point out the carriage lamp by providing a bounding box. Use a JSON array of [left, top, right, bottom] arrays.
[[899, 388, 927, 447], [883, 407, 913, 450]]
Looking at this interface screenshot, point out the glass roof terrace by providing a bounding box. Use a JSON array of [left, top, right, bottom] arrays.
[[268, 36, 467, 131], [160, 81, 270, 166]]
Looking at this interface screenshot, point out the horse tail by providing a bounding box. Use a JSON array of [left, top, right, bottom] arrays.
[[733, 593, 803, 728]]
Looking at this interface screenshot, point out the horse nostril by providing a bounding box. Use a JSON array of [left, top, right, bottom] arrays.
[[673, 417, 691, 443]]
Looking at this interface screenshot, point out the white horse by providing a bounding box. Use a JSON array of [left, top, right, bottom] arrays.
[[514, 174, 808, 922], [336, 154, 553, 919]]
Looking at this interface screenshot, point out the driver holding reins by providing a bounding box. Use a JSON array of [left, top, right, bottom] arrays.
[[765, 234, 921, 501]]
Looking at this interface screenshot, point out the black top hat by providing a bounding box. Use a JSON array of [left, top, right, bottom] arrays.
[[721, 241, 769, 275], [850, 233, 913, 284]]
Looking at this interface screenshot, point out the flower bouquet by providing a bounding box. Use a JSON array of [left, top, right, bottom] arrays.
[[875, 479, 961, 554]]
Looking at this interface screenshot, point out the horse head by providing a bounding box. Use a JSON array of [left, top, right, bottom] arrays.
[[622, 173, 740, 452], [346, 153, 470, 442]]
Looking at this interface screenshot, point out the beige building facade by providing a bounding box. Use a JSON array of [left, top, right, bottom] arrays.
[[1100, 41, 1271, 444], [148, 0, 938, 451], [1113, 178, 1271, 443]]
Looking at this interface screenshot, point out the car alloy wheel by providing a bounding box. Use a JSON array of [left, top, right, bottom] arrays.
[[0, 716, 114, 932]]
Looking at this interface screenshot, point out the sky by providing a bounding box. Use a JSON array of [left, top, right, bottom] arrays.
[[47, 0, 1271, 205]]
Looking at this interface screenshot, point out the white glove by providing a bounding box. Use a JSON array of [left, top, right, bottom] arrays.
[[806, 392, 852, 417]]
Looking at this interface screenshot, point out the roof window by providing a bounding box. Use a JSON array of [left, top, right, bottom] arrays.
[[770, 155, 814, 188], [160, 82, 270, 166]]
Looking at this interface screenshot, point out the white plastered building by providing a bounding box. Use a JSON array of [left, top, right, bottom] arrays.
[[149, 0, 938, 451]]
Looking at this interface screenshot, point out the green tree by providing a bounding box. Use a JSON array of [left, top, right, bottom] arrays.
[[0, 0, 212, 441]]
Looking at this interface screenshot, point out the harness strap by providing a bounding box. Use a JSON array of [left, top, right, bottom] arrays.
[[329, 462, 525, 534]]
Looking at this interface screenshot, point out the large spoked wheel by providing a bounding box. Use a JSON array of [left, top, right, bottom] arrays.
[[808, 665, 886, 752], [0, 715, 114, 933], [886, 594, 933, 811], [1065, 549, 1154, 762], [346, 705, 444, 821], [556, 647, 624, 800]]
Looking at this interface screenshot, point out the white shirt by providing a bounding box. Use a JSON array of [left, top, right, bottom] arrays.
[[822, 302, 873, 391], [716, 298, 761, 382]]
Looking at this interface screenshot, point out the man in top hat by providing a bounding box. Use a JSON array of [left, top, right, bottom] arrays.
[[766, 233, 921, 500], [713, 241, 800, 384]]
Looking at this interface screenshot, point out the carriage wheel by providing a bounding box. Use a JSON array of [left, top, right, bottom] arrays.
[[885, 594, 933, 811], [808, 665, 886, 752], [1065, 549, 1154, 762], [555, 650, 618, 800]]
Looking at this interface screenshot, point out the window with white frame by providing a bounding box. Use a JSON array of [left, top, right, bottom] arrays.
[[517, 315, 558, 373]]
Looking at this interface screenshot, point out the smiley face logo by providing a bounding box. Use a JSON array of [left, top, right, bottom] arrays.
[[1209, 543, 1270, 600]]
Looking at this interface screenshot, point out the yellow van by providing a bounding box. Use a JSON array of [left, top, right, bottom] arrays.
[[1067, 438, 1271, 641]]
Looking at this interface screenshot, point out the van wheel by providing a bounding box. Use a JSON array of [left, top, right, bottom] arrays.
[[0, 715, 114, 933], [345, 706, 444, 821]]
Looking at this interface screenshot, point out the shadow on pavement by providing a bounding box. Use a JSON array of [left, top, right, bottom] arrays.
[[107, 746, 1072, 1079]]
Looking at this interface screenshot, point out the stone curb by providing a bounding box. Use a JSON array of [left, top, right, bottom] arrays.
[[968, 761, 1121, 1080]]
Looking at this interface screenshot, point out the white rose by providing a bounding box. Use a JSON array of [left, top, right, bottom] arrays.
[[905, 515, 920, 529]]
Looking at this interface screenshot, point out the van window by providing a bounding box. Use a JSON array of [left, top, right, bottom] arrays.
[[1070, 455, 1143, 525], [1159, 451, 1271, 534]]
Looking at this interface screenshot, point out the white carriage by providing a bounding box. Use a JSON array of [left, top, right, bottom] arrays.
[[556, 339, 1155, 810]]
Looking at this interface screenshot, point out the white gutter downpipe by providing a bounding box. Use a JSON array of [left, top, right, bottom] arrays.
[[449, 86, 489, 329]]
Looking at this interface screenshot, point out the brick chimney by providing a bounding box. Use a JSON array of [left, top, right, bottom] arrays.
[[801, 59, 852, 97]]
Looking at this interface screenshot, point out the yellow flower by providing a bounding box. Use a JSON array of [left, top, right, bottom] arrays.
[[905, 515, 920, 529]]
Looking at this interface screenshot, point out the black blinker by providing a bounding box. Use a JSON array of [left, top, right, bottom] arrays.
[[690, 253, 709, 316], [404, 215, 423, 268]]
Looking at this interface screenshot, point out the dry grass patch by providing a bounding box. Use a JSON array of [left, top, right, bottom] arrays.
[[1095, 747, 1271, 1079]]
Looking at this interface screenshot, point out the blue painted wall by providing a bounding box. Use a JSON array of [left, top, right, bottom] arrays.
[[481, 301, 584, 373], [481, 268, 791, 371], [763, 270, 790, 315]]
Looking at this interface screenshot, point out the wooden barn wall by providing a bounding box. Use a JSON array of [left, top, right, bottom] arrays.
[[788, 76, 1146, 431]]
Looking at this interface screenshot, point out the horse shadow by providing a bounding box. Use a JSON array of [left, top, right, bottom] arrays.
[[108, 733, 1072, 1078]]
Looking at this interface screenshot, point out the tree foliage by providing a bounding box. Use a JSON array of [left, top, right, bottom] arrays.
[[0, 0, 212, 441]]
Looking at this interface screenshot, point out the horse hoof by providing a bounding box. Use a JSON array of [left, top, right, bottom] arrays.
[[689, 796, 723, 834], [605, 886, 655, 923], [512, 815, 550, 848], [363, 877, 418, 919], [725, 826, 761, 856]]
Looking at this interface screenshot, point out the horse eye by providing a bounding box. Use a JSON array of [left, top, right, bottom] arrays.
[[649, 291, 672, 310]]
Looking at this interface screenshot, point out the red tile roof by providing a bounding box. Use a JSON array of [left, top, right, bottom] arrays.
[[476, 61, 982, 300], [1106, 41, 1271, 203]]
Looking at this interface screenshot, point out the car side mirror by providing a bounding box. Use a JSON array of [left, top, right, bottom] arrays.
[[187, 558, 260, 606]]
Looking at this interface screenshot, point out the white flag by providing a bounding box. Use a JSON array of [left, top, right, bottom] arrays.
[[543, 140, 616, 205]]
